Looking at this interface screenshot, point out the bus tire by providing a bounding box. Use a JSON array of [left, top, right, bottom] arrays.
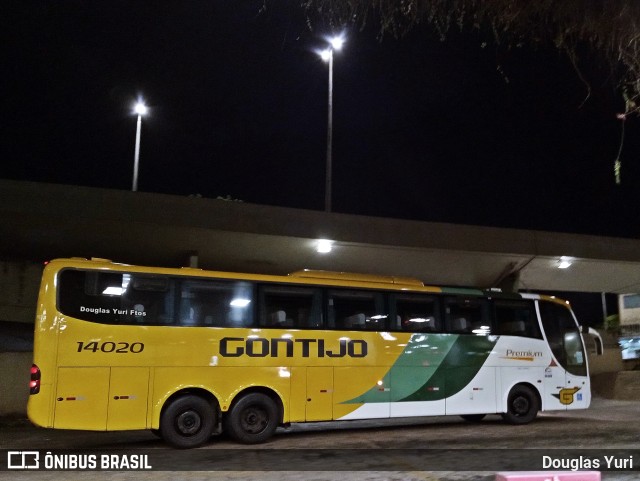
[[460, 414, 486, 422], [501, 385, 539, 424], [224, 392, 279, 444], [160, 395, 216, 449]]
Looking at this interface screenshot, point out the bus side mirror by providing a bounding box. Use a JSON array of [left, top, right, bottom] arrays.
[[581, 326, 604, 356]]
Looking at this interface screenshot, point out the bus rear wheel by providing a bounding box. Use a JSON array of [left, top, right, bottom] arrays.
[[160, 394, 216, 449], [224, 392, 279, 444], [502, 385, 539, 424]]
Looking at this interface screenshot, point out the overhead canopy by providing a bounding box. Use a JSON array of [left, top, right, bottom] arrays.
[[2, 179, 640, 294]]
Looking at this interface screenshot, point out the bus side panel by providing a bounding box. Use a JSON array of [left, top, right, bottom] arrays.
[[54, 367, 110, 430], [444, 367, 497, 415], [289, 366, 307, 422], [305, 367, 333, 421], [107, 367, 150, 430], [390, 366, 446, 417], [27, 384, 55, 428], [541, 362, 568, 411], [334, 367, 390, 420], [565, 376, 590, 410]]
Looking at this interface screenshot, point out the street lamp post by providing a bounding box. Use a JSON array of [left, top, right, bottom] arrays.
[[132, 101, 147, 192], [319, 35, 344, 213]]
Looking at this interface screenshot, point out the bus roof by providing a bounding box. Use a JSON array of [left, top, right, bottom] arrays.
[[288, 269, 425, 287], [44, 257, 569, 304]]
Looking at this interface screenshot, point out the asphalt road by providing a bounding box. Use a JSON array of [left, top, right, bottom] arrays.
[[1, 397, 639, 480]]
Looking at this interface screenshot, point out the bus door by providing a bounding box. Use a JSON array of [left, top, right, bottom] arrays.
[[305, 367, 333, 421], [539, 301, 590, 410], [107, 367, 149, 430], [54, 367, 150, 430], [54, 367, 110, 430]]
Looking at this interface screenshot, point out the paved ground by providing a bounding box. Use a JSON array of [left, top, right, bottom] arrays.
[[1, 397, 639, 480]]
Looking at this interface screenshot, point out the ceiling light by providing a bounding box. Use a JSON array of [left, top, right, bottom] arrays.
[[558, 257, 572, 269], [133, 101, 148, 116], [230, 298, 251, 308], [317, 239, 333, 253]]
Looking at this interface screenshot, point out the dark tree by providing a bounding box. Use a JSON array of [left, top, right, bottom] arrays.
[[301, 0, 640, 183]]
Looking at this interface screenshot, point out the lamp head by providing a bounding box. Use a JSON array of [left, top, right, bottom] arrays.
[[329, 36, 344, 51], [319, 48, 332, 62], [133, 102, 148, 116]]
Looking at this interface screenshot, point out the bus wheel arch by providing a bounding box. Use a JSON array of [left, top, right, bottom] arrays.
[[223, 387, 283, 444], [159, 389, 219, 449], [501, 383, 540, 425]]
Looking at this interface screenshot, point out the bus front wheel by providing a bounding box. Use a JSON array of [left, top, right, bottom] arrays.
[[160, 395, 216, 449], [224, 392, 279, 444], [502, 385, 539, 424]]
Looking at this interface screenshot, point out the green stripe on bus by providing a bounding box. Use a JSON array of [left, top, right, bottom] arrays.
[[401, 335, 497, 401], [343, 334, 497, 404]]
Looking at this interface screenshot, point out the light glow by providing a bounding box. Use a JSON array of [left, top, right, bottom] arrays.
[[472, 325, 492, 335], [102, 287, 123, 296], [380, 332, 396, 341], [134, 101, 148, 116], [230, 298, 251, 308], [317, 239, 334, 253], [558, 256, 573, 269], [330, 36, 344, 50], [319, 48, 332, 62]]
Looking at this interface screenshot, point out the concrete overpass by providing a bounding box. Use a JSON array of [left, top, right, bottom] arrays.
[[2, 178, 640, 294], [3, 178, 640, 416]]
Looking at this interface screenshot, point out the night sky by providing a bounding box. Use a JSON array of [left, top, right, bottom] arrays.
[[3, 1, 640, 238]]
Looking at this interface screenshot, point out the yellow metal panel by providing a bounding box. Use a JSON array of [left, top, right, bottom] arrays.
[[334, 366, 390, 419], [305, 367, 333, 421], [27, 384, 54, 428], [54, 367, 109, 430], [288, 366, 307, 422], [107, 367, 149, 430]]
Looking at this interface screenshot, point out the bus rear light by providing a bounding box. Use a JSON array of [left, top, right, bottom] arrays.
[[30, 364, 41, 395]]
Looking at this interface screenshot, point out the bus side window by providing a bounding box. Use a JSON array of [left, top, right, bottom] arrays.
[[328, 289, 388, 330], [179, 280, 254, 327], [392, 294, 441, 332], [445, 297, 490, 335], [258, 285, 323, 329], [123, 276, 174, 325], [58, 270, 176, 325], [494, 300, 540, 338]]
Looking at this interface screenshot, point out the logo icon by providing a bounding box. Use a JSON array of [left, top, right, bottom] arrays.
[[552, 386, 581, 405], [7, 451, 40, 470]]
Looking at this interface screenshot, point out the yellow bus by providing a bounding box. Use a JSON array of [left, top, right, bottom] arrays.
[[29, 257, 598, 448]]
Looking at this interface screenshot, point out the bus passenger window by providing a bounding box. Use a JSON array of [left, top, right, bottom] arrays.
[[258, 285, 323, 328], [58, 270, 176, 325], [392, 294, 440, 332], [179, 280, 254, 327], [445, 297, 490, 335], [122, 276, 174, 325], [494, 300, 540, 338], [328, 289, 387, 330]]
